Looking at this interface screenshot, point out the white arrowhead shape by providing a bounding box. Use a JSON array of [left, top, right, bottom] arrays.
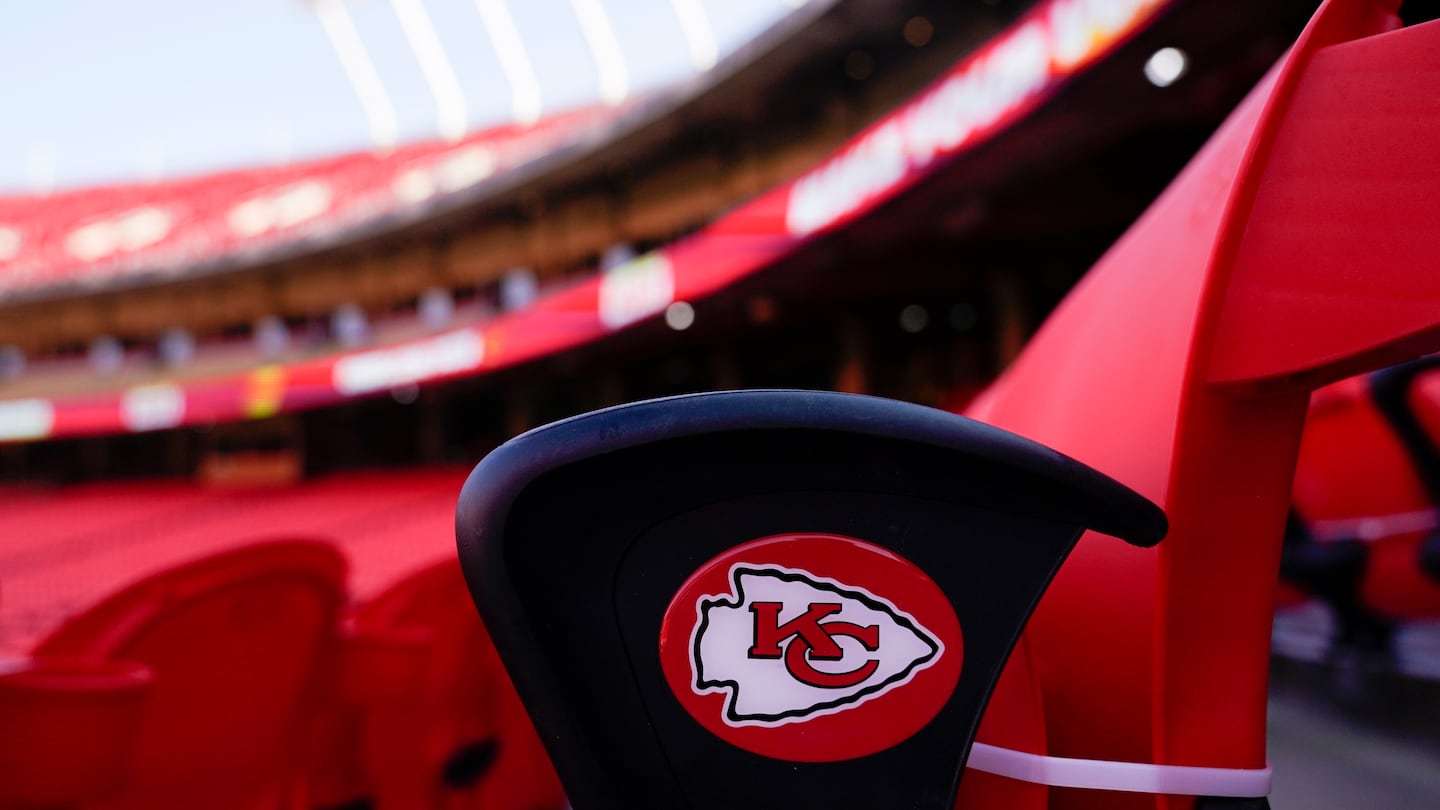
[[690, 563, 943, 727]]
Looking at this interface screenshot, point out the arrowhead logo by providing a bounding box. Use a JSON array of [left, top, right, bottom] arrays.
[[692, 564, 944, 726], [659, 533, 962, 762]]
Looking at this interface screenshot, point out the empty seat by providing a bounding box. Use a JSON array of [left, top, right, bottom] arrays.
[[1290, 365, 1440, 624], [31, 540, 347, 810], [313, 559, 564, 810], [455, 390, 1163, 809], [0, 470, 464, 656], [0, 658, 152, 809]]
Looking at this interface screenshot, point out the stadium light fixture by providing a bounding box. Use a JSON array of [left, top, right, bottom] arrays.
[[670, 0, 718, 71], [569, 0, 629, 106], [904, 16, 934, 48], [390, 0, 469, 142], [665, 301, 695, 331], [1143, 46, 1188, 87], [900, 304, 928, 333], [313, 0, 400, 151], [473, 0, 543, 125]]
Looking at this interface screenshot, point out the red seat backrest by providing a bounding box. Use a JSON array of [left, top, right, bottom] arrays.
[[1295, 376, 1429, 523], [1293, 373, 1440, 619], [966, 2, 1440, 805], [347, 559, 565, 810], [0, 658, 152, 808], [33, 540, 347, 810]]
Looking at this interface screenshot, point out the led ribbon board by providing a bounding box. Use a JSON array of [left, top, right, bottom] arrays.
[[456, 390, 1164, 809]]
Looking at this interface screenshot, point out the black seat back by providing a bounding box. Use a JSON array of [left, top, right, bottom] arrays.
[[456, 390, 1164, 810]]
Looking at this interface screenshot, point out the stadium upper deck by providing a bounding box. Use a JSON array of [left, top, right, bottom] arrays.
[[0, 0, 1317, 453], [0, 108, 615, 299]]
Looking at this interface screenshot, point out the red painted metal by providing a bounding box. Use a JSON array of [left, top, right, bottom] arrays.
[[968, 2, 1440, 806]]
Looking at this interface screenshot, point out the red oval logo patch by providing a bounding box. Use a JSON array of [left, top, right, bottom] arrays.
[[658, 533, 963, 762]]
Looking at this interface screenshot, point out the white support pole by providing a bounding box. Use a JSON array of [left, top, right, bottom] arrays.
[[314, 0, 400, 151], [472, 0, 543, 125], [669, 0, 717, 71], [568, 0, 628, 106], [389, 0, 469, 141]]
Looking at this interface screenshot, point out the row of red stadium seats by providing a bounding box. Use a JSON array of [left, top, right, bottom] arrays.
[[4, 349, 1440, 809], [0, 541, 564, 810], [0, 107, 611, 295], [1272, 359, 1440, 681], [1287, 360, 1440, 623]]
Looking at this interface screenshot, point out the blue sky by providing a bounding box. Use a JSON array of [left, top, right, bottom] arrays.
[[0, 0, 796, 192]]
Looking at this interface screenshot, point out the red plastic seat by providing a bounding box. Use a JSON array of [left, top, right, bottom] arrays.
[[957, 3, 1440, 804], [1292, 372, 1440, 621], [0, 657, 152, 809], [312, 559, 564, 810], [31, 540, 347, 810]]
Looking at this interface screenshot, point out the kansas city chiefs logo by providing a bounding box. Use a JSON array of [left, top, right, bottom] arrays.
[[691, 564, 943, 726]]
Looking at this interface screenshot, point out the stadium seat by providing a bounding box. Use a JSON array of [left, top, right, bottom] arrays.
[[1364, 358, 1440, 617], [456, 390, 1164, 809], [959, 3, 1440, 804], [0, 471, 463, 656], [0, 657, 152, 809], [1289, 364, 1440, 628], [311, 559, 565, 810], [31, 540, 347, 810]]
